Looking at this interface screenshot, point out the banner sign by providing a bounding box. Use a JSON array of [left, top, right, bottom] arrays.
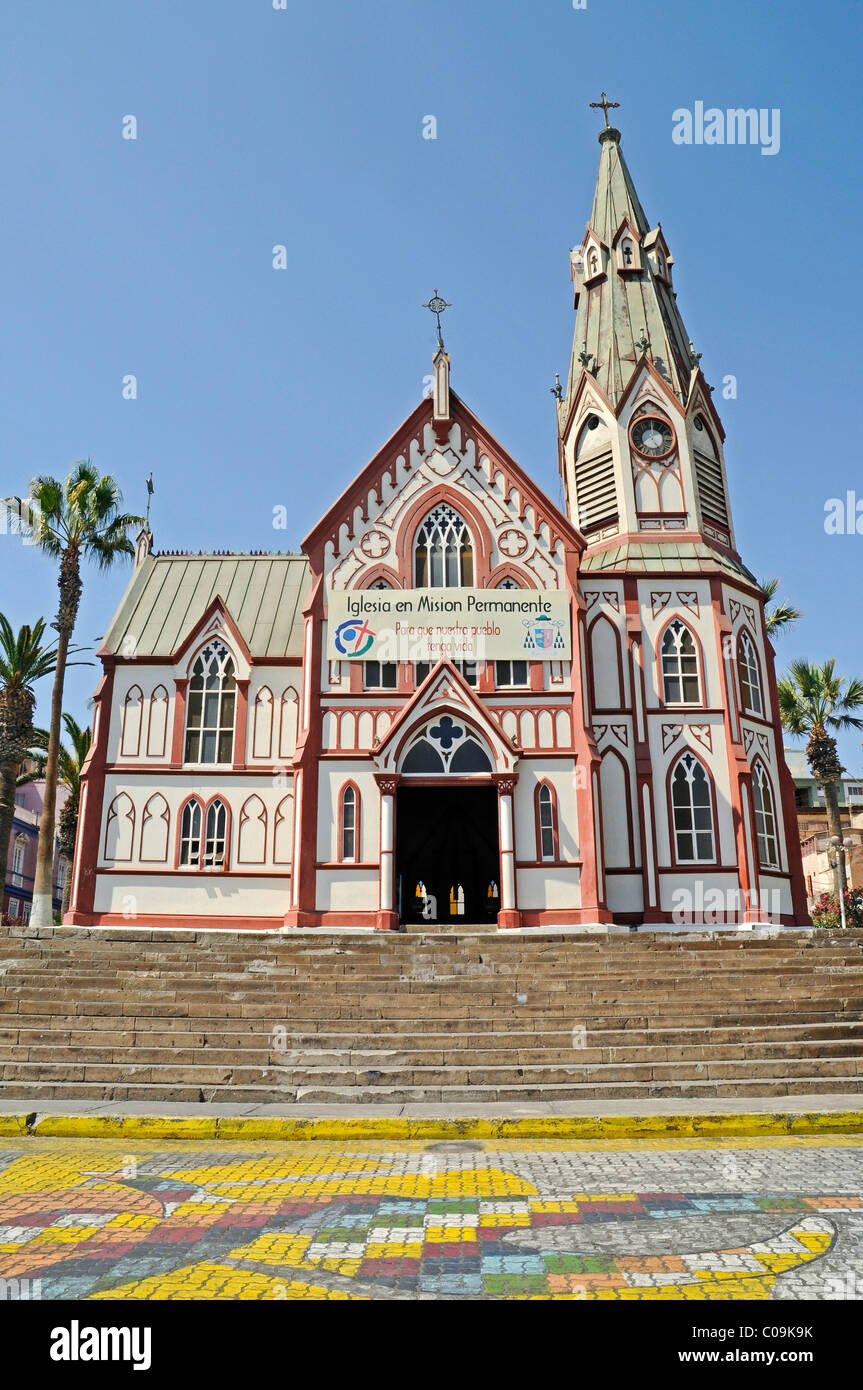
[[326, 587, 572, 662]]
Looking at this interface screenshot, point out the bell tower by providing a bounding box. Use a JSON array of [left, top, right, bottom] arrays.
[[558, 107, 736, 560], [557, 98, 809, 928]]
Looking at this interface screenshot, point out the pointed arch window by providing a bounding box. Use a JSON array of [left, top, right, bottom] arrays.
[[184, 643, 236, 764], [339, 784, 359, 862], [414, 504, 474, 587], [179, 797, 228, 869], [670, 752, 715, 863], [179, 799, 203, 867], [660, 620, 701, 705], [752, 762, 779, 868], [737, 631, 763, 717], [537, 783, 558, 862]]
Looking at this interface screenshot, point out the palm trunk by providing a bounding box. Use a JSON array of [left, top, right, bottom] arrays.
[[31, 622, 69, 926], [0, 760, 17, 904], [60, 860, 72, 918], [32, 547, 80, 928], [822, 780, 846, 902]]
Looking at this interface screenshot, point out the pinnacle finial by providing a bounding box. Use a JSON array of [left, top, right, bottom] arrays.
[[144, 472, 154, 531], [590, 91, 620, 129], [422, 289, 452, 350]]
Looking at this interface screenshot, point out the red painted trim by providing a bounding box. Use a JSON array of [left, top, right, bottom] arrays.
[[393, 483, 492, 582], [251, 685, 274, 760], [236, 793, 268, 866], [735, 626, 766, 719], [139, 793, 171, 864], [587, 612, 625, 712], [103, 793, 136, 863], [145, 685, 169, 758], [172, 597, 254, 671], [233, 678, 248, 769], [170, 679, 188, 767], [599, 745, 637, 870], [273, 792, 294, 865], [120, 685, 143, 759], [489, 562, 537, 589], [66, 663, 115, 920]]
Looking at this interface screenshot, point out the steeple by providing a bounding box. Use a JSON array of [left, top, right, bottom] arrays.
[[559, 102, 739, 565], [565, 122, 695, 410]]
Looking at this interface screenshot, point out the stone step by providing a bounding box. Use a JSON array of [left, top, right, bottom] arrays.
[[1, 1075, 861, 1105]]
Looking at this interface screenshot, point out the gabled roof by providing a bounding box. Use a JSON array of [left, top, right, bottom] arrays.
[[566, 127, 694, 411], [101, 553, 309, 660], [375, 661, 520, 773], [304, 393, 584, 563]]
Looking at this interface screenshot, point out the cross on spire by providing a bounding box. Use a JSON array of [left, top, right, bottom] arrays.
[[590, 91, 620, 129], [422, 289, 452, 349]]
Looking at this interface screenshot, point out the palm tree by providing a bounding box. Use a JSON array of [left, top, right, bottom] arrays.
[[0, 617, 59, 891], [3, 464, 141, 926], [760, 577, 801, 638], [20, 716, 92, 918], [778, 659, 863, 899]]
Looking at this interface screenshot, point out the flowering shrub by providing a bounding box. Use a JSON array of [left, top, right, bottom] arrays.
[[810, 890, 863, 930]]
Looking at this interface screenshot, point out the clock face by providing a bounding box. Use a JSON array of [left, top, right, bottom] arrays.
[[631, 416, 674, 459]]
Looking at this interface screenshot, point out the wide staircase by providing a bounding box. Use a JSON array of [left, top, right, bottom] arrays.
[[2, 926, 863, 1106]]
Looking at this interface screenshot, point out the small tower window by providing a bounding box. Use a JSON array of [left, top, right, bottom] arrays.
[[752, 762, 779, 868], [671, 753, 715, 863], [737, 631, 763, 717], [340, 784, 358, 862], [660, 621, 701, 704]]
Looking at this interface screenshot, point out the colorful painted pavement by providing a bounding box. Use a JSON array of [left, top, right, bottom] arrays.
[[1, 1136, 863, 1300]]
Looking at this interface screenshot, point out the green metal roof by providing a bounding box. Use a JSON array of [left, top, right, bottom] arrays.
[[580, 539, 756, 583], [101, 553, 309, 659], [566, 128, 695, 409]]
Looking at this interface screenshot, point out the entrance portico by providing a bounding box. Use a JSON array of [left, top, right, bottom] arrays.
[[372, 662, 523, 930]]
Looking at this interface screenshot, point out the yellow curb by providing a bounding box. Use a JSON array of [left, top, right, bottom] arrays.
[[4, 1110, 862, 1142], [0, 1114, 32, 1137]]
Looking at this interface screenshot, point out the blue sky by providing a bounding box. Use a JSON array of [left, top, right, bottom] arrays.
[[2, 0, 862, 768]]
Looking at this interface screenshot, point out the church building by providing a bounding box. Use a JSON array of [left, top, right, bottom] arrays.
[[66, 111, 809, 931]]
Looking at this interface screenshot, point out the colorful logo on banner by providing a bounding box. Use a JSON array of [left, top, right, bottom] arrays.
[[522, 614, 566, 652], [334, 617, 376, 656]]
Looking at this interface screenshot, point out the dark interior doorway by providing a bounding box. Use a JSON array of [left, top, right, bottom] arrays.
[[396, 784, 500, 925]]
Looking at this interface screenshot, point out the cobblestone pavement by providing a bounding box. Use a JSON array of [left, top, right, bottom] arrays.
[[1, 1135, 862, 1300]]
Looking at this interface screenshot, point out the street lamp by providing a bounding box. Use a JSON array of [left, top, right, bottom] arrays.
[[829, 835, 853, 928]]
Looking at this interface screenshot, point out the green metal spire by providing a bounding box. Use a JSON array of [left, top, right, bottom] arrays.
[[566, 125, 695, 410]]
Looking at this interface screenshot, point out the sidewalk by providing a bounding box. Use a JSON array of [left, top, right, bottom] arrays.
[[1, 1095, 862, 1141]]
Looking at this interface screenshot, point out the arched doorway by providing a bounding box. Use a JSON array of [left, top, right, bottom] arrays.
[[394, 717, 500, 925], [396, 784, 500, 925]]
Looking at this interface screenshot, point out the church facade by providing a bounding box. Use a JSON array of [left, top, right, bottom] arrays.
[[66, 119, 809, 931]]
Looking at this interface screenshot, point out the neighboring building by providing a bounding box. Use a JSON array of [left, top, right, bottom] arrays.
[[3, 780, 68, 924], [785, 747, 863, 899], [66, 113, 808, 931]]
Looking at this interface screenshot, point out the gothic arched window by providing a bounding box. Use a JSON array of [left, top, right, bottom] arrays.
[[737, 631, 763, 716], [184, 643, 236, 764], [414, 504, 474, 588], [660, 620, 701, 705], [537, 783, 558, 862], [179, 799, 202, 867], [752, 761, 779, 868], [339, 784, 359, 862], [670, 752, 715, 863]]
